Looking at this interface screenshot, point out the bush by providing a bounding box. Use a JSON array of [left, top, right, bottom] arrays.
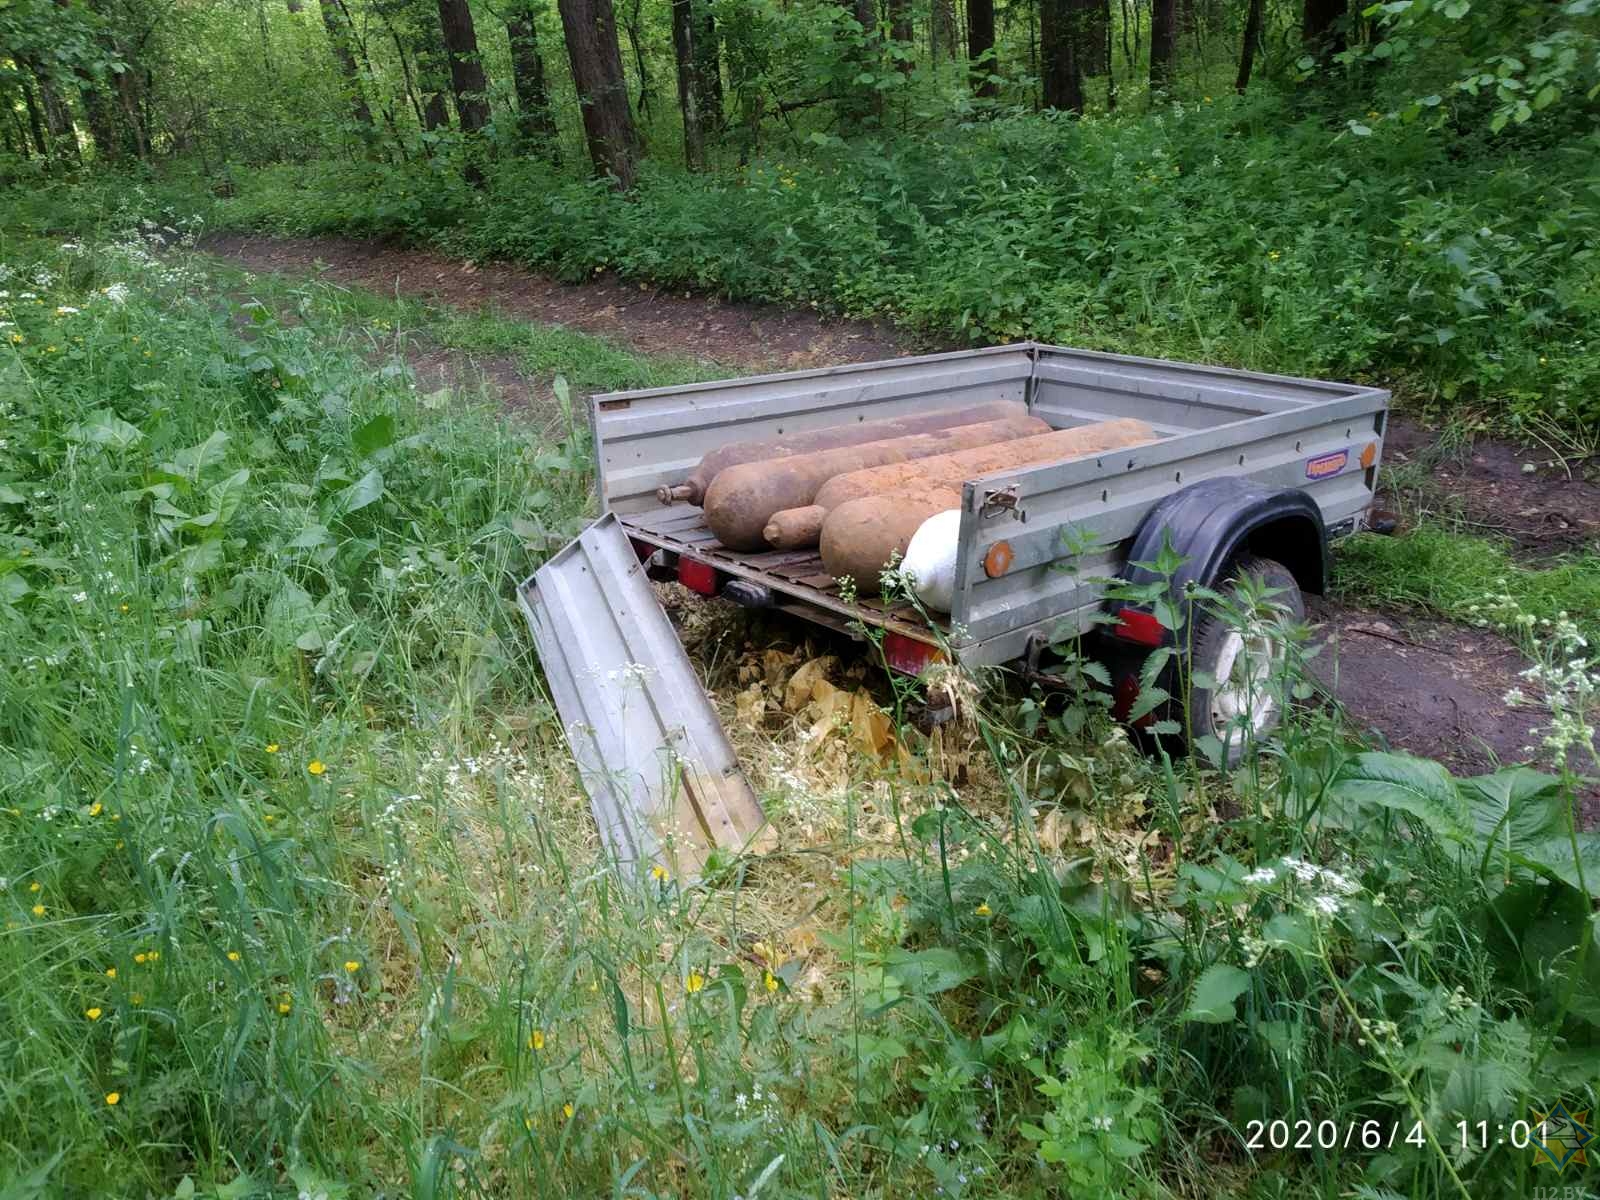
[[174, 92, 1600, 428]]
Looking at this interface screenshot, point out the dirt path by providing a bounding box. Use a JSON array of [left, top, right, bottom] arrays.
[[1383, 419, 1600, 559], [200, 233, 909, 373], [198, 233, 1594, 793]]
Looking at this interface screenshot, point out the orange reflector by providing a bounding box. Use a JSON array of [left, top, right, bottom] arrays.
[[984, 540, 1015, 578], [1360, 441, 1378, 469]]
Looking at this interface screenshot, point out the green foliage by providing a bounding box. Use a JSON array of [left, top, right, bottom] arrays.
[[1343, 0, 1600, 134], [1336, 523, 1600, 642], [165, 90, 1600, 427]]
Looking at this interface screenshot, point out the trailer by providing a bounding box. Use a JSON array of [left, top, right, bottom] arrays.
[[520, 344, 1390, 876]]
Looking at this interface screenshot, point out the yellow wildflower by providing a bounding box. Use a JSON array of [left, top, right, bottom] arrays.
[[278, 998, 292, 1015], [764, 971, 779, 993], [685, 971, 706, 994], [227, 950, 241, 962], [343, 960, 360, 973], [134, 953, 146, 964], [119, 603, 129, 613], [89, 802, 103, 817], [31, 904, 44, 917], [105, 968, 117, 978], [86, 1007, 103, 1020], [130, 993, 144, 1006], [29, 882, 39, 893], [975, 902, 992, 917], [265, 743, 279, 754], [563, 1102, 574, 1119], [650, 864, 669, 883], [528, 1028, 545, 1051], [307, 760, 326, 776], [105, 1092, 120, 1106]]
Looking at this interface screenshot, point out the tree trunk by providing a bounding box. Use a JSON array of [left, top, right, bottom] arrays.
[[507, 8, 559, 157], [319, 0, 377, 135], [19, 75, 48, 156], [1040, 0, 1083, 111], [78, 71, 121, 162], [400, 0, 453, 130], [34, 68, 79, 161], [693, 4, 722, 132], [556, 0, 640, 188], [670, 0, 704, 167], [437, 0, 491, 132], [889, 0, 914, 71], [114, 66, 150, 158], [1235, 0, 1262, 92], [1302, 0, 1346, 56], [1070, 0, 1106, 75], [932, 0, 956, 58], [968, 0, 997, 97], [1149, 0, 1177, 93]]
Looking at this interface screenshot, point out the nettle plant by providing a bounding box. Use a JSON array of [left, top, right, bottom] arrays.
[[841, 539, 1600, 1195]]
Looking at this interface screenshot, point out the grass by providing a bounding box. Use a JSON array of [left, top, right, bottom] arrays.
[[1337, 525, 1600, 642], [4, 216, 1600, 1199], [201, 255, 730, 399]]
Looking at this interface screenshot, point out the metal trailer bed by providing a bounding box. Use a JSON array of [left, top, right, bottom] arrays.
[[592, 343, 1390, 667], [520, 342, 1389, 878]]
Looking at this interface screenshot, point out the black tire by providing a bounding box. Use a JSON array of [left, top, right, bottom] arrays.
[[1183, 555, 1305, 765]]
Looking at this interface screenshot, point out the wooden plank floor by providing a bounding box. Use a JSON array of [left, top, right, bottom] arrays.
[[623, 503, 946, 637]]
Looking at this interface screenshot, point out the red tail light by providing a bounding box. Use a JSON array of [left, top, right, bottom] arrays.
[[1112, 672, 1156, 728], [883, 631, 943, 677], [1113, 608, 1166, 647], [677, 558, 721, 596]]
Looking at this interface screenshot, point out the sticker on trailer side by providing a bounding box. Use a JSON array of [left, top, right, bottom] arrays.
[[1304, 449, 1350, 480]]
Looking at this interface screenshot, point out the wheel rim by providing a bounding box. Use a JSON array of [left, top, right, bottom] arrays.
[[1209, 625, 1282, 736]]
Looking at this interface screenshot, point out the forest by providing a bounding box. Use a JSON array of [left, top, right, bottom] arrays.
[[3, 0, 1598, 418], [2, 0, 1600, 1197]]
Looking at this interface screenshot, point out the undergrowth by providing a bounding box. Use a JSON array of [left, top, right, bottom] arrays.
[[11, 91, 1594, 430], [3, 215, 1600, 1200]]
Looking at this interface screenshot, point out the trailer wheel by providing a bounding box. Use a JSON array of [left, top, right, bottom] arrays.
[[1184, 555, 1305, 763]]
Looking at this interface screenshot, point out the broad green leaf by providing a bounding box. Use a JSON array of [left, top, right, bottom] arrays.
[[265, 578, 327, 651], [288, 523, 333, 549], [353, 412, 396, 457], [65, 409, 142, 449], [1517, 834, 1600, 899], [1328, 751, 1471, 843], [167, 430, 230, 479], [882, 947, 975, 995], [1262, 912, 1314, 954], [205, 469, 252, 526], [1184, 963, 1252, 1023], [1460, 767, 1567, 849], [0, 485, 25, 504], [331, 468, 385, 517]]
